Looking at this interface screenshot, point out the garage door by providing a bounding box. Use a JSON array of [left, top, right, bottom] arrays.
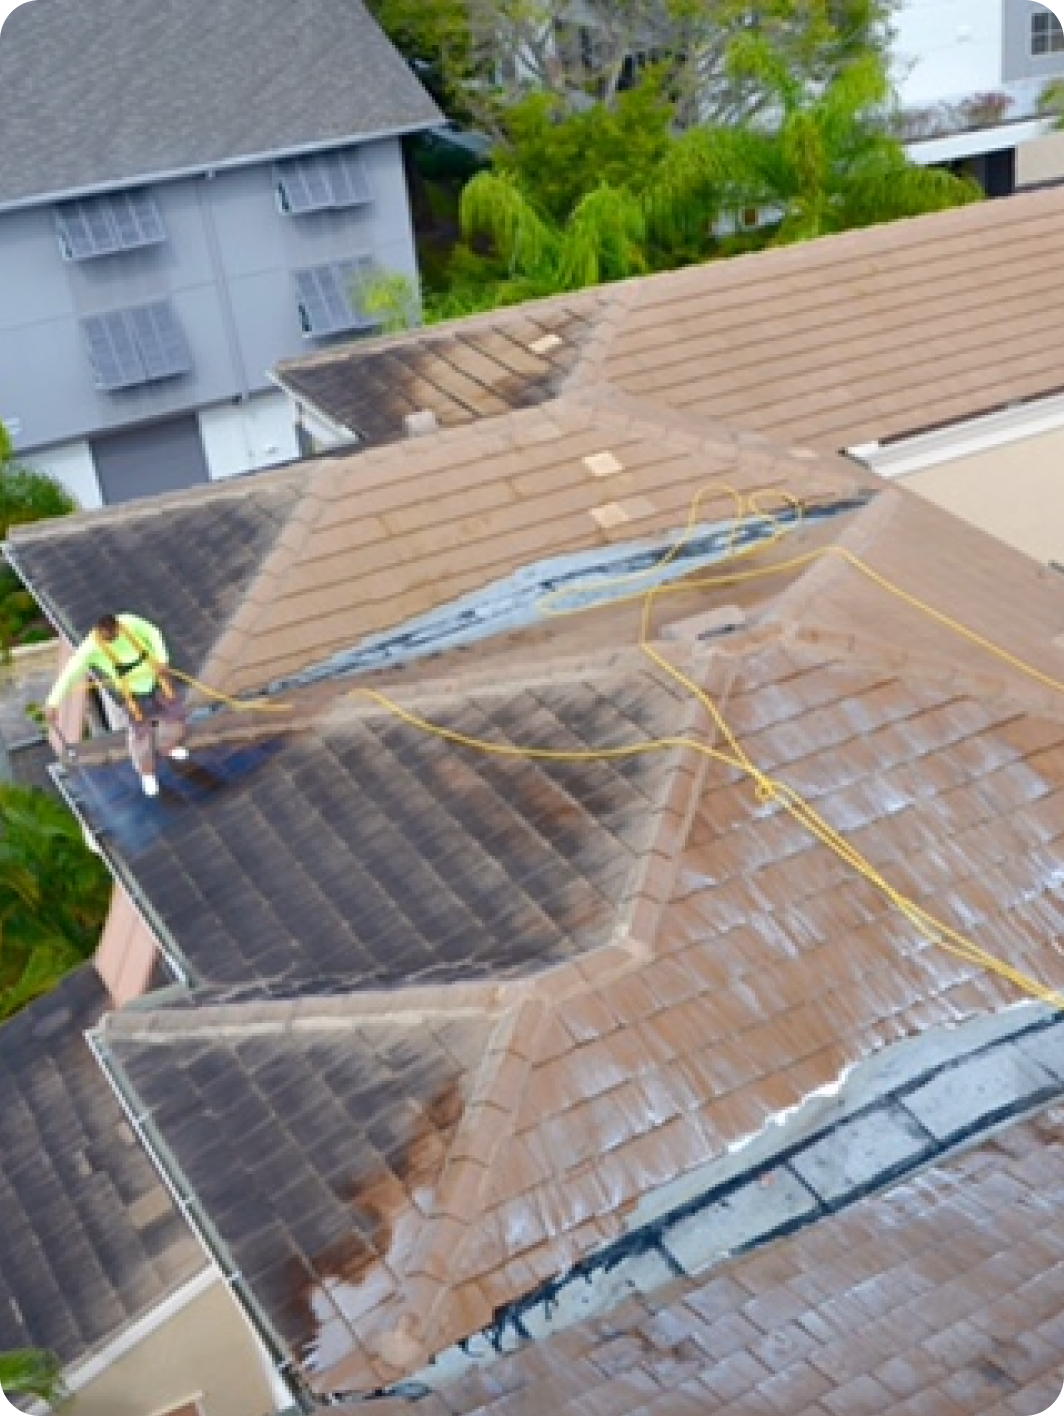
[[91, 415, 209, 505]]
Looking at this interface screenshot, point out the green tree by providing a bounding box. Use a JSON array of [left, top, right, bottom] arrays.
[[448, 46, 977, 311], [368, 0, 895, 129], [0, 424, 77, 655], [0, 785, 112, 1022], [0, 1346, 67, 1405]]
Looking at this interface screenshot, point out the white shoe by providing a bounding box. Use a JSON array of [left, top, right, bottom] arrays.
[[141, 774, 159, 798], [169, 746, 189, 761]]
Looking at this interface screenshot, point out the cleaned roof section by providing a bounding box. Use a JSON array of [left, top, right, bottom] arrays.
[[0, 0, 441, 208], [0, 967, 203, 1364], [602, 187, 1064, 450], [362, 1104, 1064, 1416]]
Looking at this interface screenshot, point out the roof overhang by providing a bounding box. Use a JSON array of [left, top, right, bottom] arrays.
[[849, 388, 1064, 478], [0, 119, 444, 215], [906, 116, 1053, 166]]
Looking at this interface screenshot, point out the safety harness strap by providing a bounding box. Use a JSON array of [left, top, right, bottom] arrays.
[[94, 622, 174, 722]]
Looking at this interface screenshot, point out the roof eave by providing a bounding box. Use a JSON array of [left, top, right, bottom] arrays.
[[0, 117, 443, 215]]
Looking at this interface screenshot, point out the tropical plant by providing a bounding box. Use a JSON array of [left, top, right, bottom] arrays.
[[0, 424, 76, 655], [0, 1346, 67, 1405], [0, 784, 111, 1022]]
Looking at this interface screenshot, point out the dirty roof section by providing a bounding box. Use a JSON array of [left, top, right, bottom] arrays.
[[5, 476, 303, 676], [277, 185, 1064, 457], [0, 967, 203, 1365], [62, 663, 690, 996], [103, 1001, 495, 1388], [275, 291, 611, 443], [362, 1104, 1064, 1416]]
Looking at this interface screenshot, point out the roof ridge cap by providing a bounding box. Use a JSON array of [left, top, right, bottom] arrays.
[[104, 981, 513, 1039]]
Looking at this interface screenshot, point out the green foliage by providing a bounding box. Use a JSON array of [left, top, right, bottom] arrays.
[[0, 424, 76, 655], [1038, 77, 1064, 124], [0, 1346, 66, 1405], [358, 269, 422, 333], [0, 785, 111, 1022], [442, 39, 978, 307], [494, 84, 675, 222]]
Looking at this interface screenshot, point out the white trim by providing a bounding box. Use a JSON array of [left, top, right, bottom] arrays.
[[21, 1269, 218, 1414], [905, 116, 1051, 165], [849, 390, 1064, 478], [147, 1394, 206, 1416]]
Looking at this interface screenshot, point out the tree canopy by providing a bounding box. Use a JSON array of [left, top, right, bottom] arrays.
[[0, 784, 112, 1022], [369, 0, 896, 129], [430, 39, 978, 315]]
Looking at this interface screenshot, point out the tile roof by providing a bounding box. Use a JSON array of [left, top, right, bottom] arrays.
[[102, 1000, 496, 1388], [0, 967, 203, 1365], [69, 561, 1064, 1392], [62, 659, 693, 997], [14, 193, 1064, 1404], [6, 474, 304, 678], [359, 1105, 1064, 1416], [275, 291, 611, 443], [0, 0, 440, 209], [278, 185, 1064, 456]]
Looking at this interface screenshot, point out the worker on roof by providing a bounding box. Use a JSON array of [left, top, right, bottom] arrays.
[[44, 611, 188, 799]]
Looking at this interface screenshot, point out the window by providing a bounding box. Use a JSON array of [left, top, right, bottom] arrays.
[[55, 190, 166, 260], [275, 149, 371, 214], [294, 259, 378, 337], [82, 302, 191, 390], [1032, 9, 1064, 54]]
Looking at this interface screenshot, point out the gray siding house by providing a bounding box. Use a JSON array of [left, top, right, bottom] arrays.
[[0, 0, 440, 507]]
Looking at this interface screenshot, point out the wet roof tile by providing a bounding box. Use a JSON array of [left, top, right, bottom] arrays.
[[63, 667, 687, 995], [104, 1003, 494, 1391]]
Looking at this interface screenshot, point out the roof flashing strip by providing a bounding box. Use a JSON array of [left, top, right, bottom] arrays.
[[849, 388, 1064, 479], [264, 494, 874, 698], [374, 1003, 1064, 1404]]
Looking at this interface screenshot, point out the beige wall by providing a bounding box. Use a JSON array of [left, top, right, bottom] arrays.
[[903, 427, 1064, 566], [1016, 130, 1064, 187], [58, 1279, 280, 1416]]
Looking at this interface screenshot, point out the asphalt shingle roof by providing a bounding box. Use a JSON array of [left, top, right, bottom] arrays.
[[0, 0, 441, 209]]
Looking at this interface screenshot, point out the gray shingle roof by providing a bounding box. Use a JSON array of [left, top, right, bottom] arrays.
[[0, 0, 441, 209], [0, 967, 203, 1364]]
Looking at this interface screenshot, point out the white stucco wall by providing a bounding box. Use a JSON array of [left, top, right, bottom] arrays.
[[197, 392, 300, 481], [22, 438, 101, 510], [891, 0, 1003, 104]]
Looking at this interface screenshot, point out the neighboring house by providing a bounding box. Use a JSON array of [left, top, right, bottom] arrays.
[[896, 0, 1064, 193], [6, 188, 1064, 1414], [0, 0, 440, 511]]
